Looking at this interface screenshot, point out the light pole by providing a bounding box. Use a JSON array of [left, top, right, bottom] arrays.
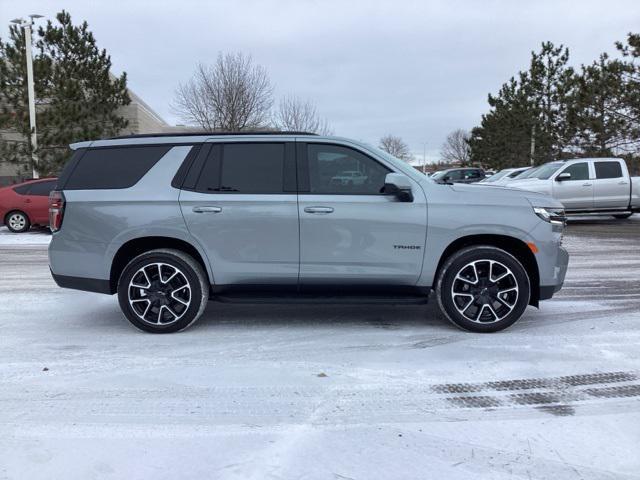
[[10, 14, 43, 179], [422, 142, 427, 174]]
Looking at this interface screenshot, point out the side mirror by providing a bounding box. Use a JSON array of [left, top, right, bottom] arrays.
[[556, 172, 571, 181], [384, 173, 413, 202]]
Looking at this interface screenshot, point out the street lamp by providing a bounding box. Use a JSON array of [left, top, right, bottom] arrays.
[[10, 14, 43, 179], [422, 142, 427, 174]]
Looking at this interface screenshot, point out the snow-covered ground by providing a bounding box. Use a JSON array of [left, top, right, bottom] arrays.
[[0, 218, 639, 479]]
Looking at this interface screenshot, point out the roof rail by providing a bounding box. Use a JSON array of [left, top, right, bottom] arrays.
[[109, 131, 319, 140]]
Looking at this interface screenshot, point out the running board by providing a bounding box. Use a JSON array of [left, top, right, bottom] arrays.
[[211, 293, 429, 305]]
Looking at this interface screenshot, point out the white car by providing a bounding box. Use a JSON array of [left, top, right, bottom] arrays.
[[510, 158, 640, 218], [481, 167, 531, 185]]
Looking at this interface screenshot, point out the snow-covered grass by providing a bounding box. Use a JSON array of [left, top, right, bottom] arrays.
[[0, 219, 639, 479]]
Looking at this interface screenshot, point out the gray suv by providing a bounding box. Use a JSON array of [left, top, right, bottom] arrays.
[[48, 133, 568, 333]]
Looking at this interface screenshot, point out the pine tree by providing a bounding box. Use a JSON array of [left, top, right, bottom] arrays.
[[569, 53, 631, 155], [469, 42, 576, 168], [0, 11, 130, 176]]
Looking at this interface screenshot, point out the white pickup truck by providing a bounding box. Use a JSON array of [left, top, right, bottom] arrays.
[[509, 158, 640, 218]]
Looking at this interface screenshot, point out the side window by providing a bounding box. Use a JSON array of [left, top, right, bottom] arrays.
[[595, 161, 623, 179], [13, 184, 31, 195], [27, 180, 56, 196], [447, 170, 462, 181], [465, 169, 482, 179], [64, 145, 171, 189], [196, 143, 285, 194], [305, 144, 391, 194], [560, 162, 589, 181]]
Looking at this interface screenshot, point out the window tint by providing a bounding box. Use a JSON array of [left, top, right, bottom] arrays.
[[595, 161, 623, 179], [27, 180, 56, 196], [306, 144, 390, 194], [64, 145, 171, 190], [465, 169, 482, 179], [445, 170, 463, 181], [196, 143, 285, 194], [13, 184, 31, 195], [560, 162, 589, 181]]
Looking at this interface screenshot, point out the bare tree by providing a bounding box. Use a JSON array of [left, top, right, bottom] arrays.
[[379, 135, 413, 162], [172, 53, 274, 131], [275, 96, 332, 134], [441, 129, 471, 165]]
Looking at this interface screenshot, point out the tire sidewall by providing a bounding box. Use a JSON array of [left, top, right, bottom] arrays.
[[437, 247, 531, 333], [5, 211, 30, 233], [117, 250, 206, 333]]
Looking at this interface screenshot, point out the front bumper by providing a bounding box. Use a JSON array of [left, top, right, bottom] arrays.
[[539, 246, 569, 300]]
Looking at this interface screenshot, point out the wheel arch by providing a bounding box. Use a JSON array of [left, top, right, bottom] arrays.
[[110, 236, 211, 295], [434, 234, 540, 307]]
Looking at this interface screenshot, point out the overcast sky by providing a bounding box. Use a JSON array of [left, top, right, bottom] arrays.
[[2, 0, 639, 162]]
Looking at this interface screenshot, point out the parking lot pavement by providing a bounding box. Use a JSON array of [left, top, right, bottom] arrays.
[[0, 218, 639, 480]]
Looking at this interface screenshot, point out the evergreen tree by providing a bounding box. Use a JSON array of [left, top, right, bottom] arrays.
[[0, 11, 130, 176], [469, 42, 576, 168], [569, 53, 631, 155]]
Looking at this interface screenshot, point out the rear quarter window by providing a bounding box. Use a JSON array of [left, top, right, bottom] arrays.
[[63, 145, 172, 190]]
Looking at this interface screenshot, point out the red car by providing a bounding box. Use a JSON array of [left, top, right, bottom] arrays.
[[0, 178, 58, 233]]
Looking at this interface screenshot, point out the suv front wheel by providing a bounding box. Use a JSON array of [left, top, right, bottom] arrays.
[[117, 249, 208, 333], [436, 246, 531, 333]]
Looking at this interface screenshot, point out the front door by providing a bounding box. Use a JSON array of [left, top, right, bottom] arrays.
[[552, 162, 593, 210], [297, 142, 427, 287], [180, 142, 299, 286]]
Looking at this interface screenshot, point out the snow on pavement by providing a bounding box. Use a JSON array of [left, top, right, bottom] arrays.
[[0, 218, 639, 479]]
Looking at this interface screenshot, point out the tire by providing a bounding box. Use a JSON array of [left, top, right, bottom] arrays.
[[613, 213, 633, 219], [4, 211, 30, 233], [117, 249, 208, 333], [436, 246, 531, 333]]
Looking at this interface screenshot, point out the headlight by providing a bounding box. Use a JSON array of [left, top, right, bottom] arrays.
[[533, 207, 566, 226]]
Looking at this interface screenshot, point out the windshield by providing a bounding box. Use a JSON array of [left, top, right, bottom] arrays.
[[516, 166, 542, 179], [508, 168, 529, 178], [530, 162, 564, 180], [483, 169, 511, 182], [431, 171, 449, 181]]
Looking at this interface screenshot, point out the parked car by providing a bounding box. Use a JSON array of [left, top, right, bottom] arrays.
[[0, 178, 58, 232], [431, 167, 485, 184], [510, 158, 640, 218], [49, 132, 568, 334], [481, 167, 531, 185]]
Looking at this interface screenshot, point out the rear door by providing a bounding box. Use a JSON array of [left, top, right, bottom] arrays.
[[593, 160, 629, 209], [179, 141, 299, 286], [25, 180, 57, 224], [552, 161, 593, 210], [297, 141, 427, 287]]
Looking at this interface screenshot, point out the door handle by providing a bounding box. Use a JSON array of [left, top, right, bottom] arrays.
[[25, 199, 32, 203], [582, 183, 592, 187], [618, 181, 628, 185], [192, 206, 222, 213], [304, 206, 334, 214]]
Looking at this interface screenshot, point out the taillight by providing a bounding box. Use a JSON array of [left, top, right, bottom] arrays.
[[49, 190, 65, 232]]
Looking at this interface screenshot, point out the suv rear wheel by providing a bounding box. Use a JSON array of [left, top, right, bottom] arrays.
[[5, 211, 30, 233], [436, 246, 531, 333], [117, 249, 208, 333]]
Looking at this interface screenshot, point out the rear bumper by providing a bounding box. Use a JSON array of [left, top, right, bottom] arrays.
[[50, 270, 113, 295]]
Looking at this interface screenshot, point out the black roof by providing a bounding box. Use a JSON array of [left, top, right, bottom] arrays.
[[110, 131, 319, 140]]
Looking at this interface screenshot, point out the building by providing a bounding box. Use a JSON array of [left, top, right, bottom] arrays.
[[0, 87, 193, 185]]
